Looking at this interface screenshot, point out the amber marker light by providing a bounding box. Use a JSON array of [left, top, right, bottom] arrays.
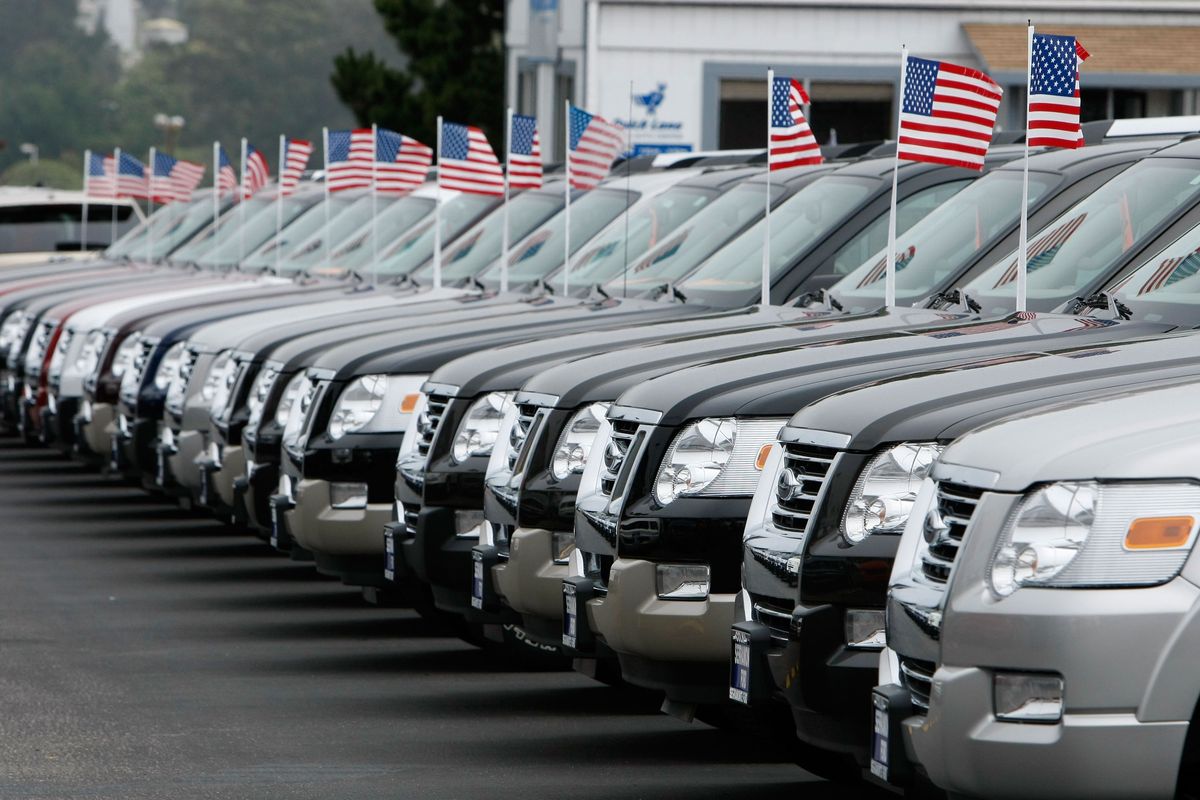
[[1125, 516, 1196, 550], [400, 393, 421, 414], [755, 443, 774, 471]]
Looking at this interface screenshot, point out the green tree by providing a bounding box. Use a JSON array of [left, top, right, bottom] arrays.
[[331, 0, 504, 147]]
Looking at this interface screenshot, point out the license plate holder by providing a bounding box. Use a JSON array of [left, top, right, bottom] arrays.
[[871, 693, 890, 781], [270, 504, 280, 549], [109, 434, 121, 472], [471, 553, 484, 610], [198, 468, 210, 507], [383, 529, 396, 582], [156, 449, 166, 486], [562, 587, 578, 649]]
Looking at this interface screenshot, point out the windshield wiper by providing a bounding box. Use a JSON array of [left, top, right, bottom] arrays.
[[929, 288, 980, 313], [1073, 291, 1132, 320], [649, 282, 686, 304], [587, 282, 611, 301], [793, 288, 842, 312]]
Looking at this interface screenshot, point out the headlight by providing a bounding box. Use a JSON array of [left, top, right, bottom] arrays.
[[987, 481, 1200, 597], [653, 417, 785, 505], [0, 312, 22, 351], [76, 330, 110, 377], [842, 443, 941, 544], [110, 335, 140, 378], [201, 351, 233, 403], [246, 364, 280, 428], [328, 375, 387, 440], [452, 391, 515, 463], [165, 348, 197, 417], [210, 357, 242, 422], [153, 342, 187, 391], [551, 402, 611, 479], [274, 372, 307, 428]]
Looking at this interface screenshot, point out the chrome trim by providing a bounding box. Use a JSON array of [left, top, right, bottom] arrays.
[[607, 404, 662, 425], [513, 390, 560, 408], [422, 381, 460, 398], [779, 427, 852, 449], [305, 366, 338, 381], [930, 461, 1000, 490]]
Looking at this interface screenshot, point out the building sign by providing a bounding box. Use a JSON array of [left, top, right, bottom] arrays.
[[616, 82, 691, 154]]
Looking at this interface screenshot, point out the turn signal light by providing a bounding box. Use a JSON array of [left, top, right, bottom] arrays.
[[400, 393, 421, 414], [755, 443, 773, 470], [1125, 516, 1195, 550]]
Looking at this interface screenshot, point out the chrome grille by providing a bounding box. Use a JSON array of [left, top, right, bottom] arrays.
[[771, 443, 839, 533], [48, 329, 73, 390], [416, 393, 450, 457], [750, 593, 792, 645], [899, 657, 935, 711], [600, 419, 638, 496], [920, 482, 984, 584], [120, 338, 157, 405], [402, 500, 420, 537]]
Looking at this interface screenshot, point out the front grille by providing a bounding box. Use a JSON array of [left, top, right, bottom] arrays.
[[416, 393, 450, 457], [120, 338, 157, 404], [508, 403, 539, 469], [600, 419, 638, 496], [402, 500, 420, 537], [920, 481, 985, 584], [771, 442, 839, 533], [750, 593, 793, 644], [899, 657, 935, 711]]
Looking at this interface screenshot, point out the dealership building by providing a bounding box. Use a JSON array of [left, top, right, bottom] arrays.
[[507, 0, 1200, 160]]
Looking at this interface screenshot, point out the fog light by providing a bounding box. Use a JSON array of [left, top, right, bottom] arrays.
[[551, 531, 575, 564], [329, 482, 368, 509], [47, 393, 57, 415], [278, 473, 294, 503], [844, 609, 886, 650], [994, 671, 1064, 723], [655, 564, 710, 600], [455, 509, 486, 538]]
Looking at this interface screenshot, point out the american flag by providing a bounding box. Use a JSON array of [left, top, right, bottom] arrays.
[[375, 128, 433, 194], [85, 152, 115, 198], [439, 121, 504, 196], [568, 105, 624, 190], [855, 245, 917, 288], [1028, 33, 1090, 149], [897, 55, 1003, 171], [769, 76, 822, 170], [919, 311, 1037, 338], [326, 129, 374, 192], [217, 145, 238, 194], [115, 152, 149, 199], [243, 144, 270, 198], [152, 152, 204, 203], [993, 213, 1087, 287], [508, 114, 543, 190], [1138, 243, 1200, 294], [279, 138, 313, 196]]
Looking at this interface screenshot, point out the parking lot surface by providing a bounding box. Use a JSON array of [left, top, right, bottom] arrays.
[[0, 439, 874, 799]]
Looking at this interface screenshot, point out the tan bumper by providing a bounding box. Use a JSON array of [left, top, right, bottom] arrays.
[[82, 402, 114, 455], [493, 527, 569, 620], [213, 444, 244, 506], [588, 558, 735, 663], [285, 478, 391, 555], [168, 430, 204, 492]]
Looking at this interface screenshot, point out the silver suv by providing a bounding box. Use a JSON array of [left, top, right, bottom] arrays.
[[875, 379, 1200, 798]]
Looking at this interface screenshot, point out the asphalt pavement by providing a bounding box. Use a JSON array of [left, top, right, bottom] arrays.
[[0, 438, 882, 799]]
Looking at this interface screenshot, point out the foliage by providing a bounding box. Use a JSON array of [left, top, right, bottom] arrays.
[[0, 159, 84, 190], [331, 0, 504, 147]]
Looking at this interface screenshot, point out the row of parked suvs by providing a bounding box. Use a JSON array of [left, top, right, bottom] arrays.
[[6, 120, 1200, 797]]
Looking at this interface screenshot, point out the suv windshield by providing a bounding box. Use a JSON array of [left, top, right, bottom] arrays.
[[475, 187, 640, 289], [563, 186, 715, 288], [170, 197, 273, 265], [326, 195, 435, 275], [677, 175, 878, 305], [379, 194, 499, 279], [243, 195, 356, 272], [442, 191, 563, 288], [603, 181, 782, 295], [832, 170, 1061, 312], [106, 200, 184, 258], [965, 157, 1200, 314], [282, 192, 379, 272], [1114, 218, 1200, 321], [195, 195, 320, 268]]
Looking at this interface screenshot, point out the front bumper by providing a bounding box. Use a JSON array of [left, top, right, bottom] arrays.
[[492, 527, 569, 646], [283, 477, 391, 587], [589, 557, 735, 704]]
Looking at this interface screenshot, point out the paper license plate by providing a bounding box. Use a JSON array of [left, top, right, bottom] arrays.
[[729, 632, 752, 705], [870, 694, 890, 781], [470, 554, 484, 610], [562, 589, 578, 649], [270, 504, 280, 549], [383, 530, 396, 582]]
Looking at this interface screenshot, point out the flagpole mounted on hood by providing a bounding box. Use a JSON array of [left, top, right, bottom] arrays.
[[885, 45, 907, 309], [434, 115, 443, 291], [1017, 22, 1034, 313]]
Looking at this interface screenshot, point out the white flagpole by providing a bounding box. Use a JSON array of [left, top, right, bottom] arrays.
[[81, 149, 90, 253], [885, 46, 908, 309], [112, 147, 121, 247], [145, 147, 156, 262], [239, 138, 248, 264], [276, 134, 285, 274], [322, 127, 331, 271], [563, 100, 571, 296], [502, 107, 513, 294], [1017, 22, 1034, 313], [762, 68, 773, 308], [434, 116, 444, 290], [212, 142, 220, 233], [371, 123, 379, 287]]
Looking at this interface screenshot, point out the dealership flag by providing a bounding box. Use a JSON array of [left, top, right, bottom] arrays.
[[1029, 33, 1090, 149], [375, 128, 433, 194], [215, 144, 238, 195], [563, 103, 624, 295], [438, 121, 504, 196], [508, 113, 543, 191], [85, 151, 115, 198], [769, 76, 822, 170], [884, 48, 1001, 306], [326, 128, 375, 192], [152, 151, 204, 203], [243, 143, 270, 198], [115, 152, 149, 199], [279, 137, 313, 197]]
